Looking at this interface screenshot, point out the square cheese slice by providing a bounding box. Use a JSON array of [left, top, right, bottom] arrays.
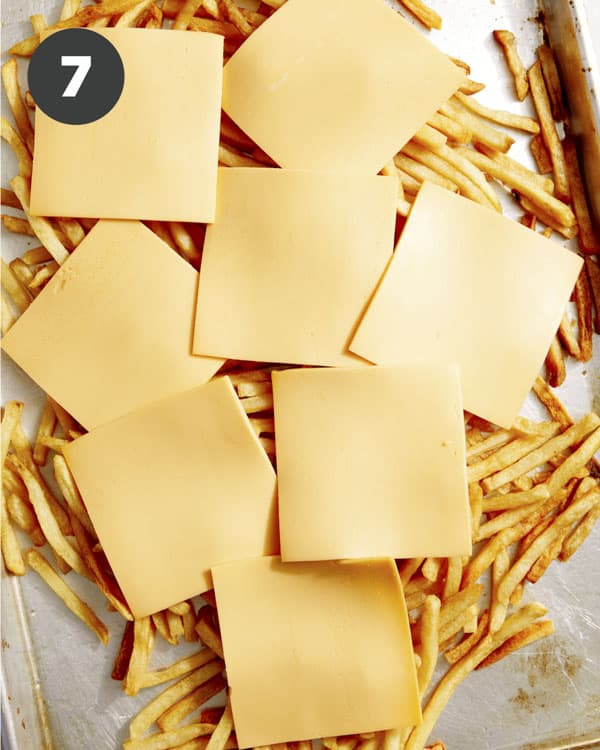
[[30, 29, 223, 222], [193, 168, 397, 366], [64, 378, 278, 617], [1, 220, 223, 430], [222, 0, 463, 174], [212, 556, 421, 747], [350, 182, 584, 428], [273, 365, 471, 561]]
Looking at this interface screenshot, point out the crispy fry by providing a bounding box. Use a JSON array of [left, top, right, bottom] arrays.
[[493, 30, 528, 100], [2, 214, 34, 237], [28, 261, 59, 291], [469, 482, 483, 540], [140, 649, 216, 690], [2, 401, 24, 466], [22, 246, 52, 265], [1, 59, 35, 154], [394, 154, 458, 193], [416, 595, 440, 696], [238, 391, 274, 415], [481, 414, 599, 493], [560, 493, 600, 562], [48, 397, 80, 436], [1, 118, 32, 177], [433, 144, 502, 212], [397, 0, 441, 29], [482, 485, 550, 513], [157, 673, 226, 731], [6, 492, 45, 546], [174, 0, 203, 29], [444, 610, 489, 665], [53, 455, 96, 537], [2, 259, 31, 313], [25, 548, 108, 642], [422, 557, 442, 582], [1, 188, 21, 209], [112, 621, 135, 682], [439, 583, 483, 632], [190, 16, 240, 35], [153, 611, 175, 644], [412, 124, 447, 151], [466, 429, 511, 461], [124, 724, 217, 750], [544, 335, 566, 388], [59, 0, 82, 19], [459, 78, 485, 96], [528, 62, 570, 202], [441, 100, 514, 153], [518, 195, 577, 239], [442, 557, 462, 600], [532, 375, 573, 427], [205, 698, 234, 750], [557, 311, 581, 359], [405, 603, 548, 750], [219, 0, 253, 36], [479, 619, 555, 669], [167, 610, 184, 643], [195, 606, 224, 658], [428, 111, 472, 144], [33, 399, 57, 467], [130, 660, 224, 737], [546, 427, 600, 496], [454, 91, 539, 134], [115, 0, 156, 27], [10, 178, 69, 265], [497, 489, 599, 604], [530, 134, 553, 174], [125, 617, 153, 696], [562, 140, 599, 254], [1, 490, 25, 575], [488, 548, 510, 633], [574, 267, 594, 362], [398, 558, 424, 587], [537, 45, 566, 122], [169, 221, 203, 266]]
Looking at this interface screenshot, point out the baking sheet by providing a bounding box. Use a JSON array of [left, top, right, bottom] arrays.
[[1, 1, 600, 748]]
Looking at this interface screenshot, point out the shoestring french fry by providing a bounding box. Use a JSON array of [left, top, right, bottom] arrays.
[[530, 134, 553, 174], [397, 0, 442, 30], [493, 30, 529, 100], [563, 137, 600, 254], [478, 620, 555, 669], [157, 674, 226, 732], [536, 45, 566, 122], [453, 91, 540, 134]]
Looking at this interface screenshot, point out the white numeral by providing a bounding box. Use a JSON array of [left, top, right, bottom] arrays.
[[61, 55, 92, 97]]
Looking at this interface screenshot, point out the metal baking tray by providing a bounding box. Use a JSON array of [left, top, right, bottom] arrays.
[[1, 1, 599, 748]]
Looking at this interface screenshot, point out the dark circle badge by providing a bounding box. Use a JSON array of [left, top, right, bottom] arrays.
[[28, 28, 125, 125]]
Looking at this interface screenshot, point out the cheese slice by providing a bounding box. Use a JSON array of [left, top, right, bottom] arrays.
[[1, 220, 223, 430], [273, 365, 471, 561], [30, 29, 223, 222], [222, 0, 463, 174], [212, 556, 421, 747], [193, 168, 397, 365], [351, 183, 584, 428], [64, 378, 278, 617]]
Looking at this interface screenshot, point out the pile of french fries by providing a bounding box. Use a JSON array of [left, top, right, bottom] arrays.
[[2, 1, 600, 749]]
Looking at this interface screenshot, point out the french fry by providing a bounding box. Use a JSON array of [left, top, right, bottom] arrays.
[[10, 177, 69, 265], [532, 375, 573, 427], [175, 738, 237, 750], [584, 258, 600, 334], [466, 429, 511, 461], [157, 673, 226, 731], [557, 311, 581, 360], [2, 59, 35, 154], [536, 45, 566, 122], [442, 557, 462, 600], [497, 488, 599, 604], [238, 391, 274, 415], [405, 591, 427, 612], [205, 698, 234, 750], [493, 30, 528, 100], [1, 490, 25, 575], [195, 606, 224, 658], [219, 143, 261, 168], [115, 0, 156, 27], [398, 557, 424, 587], [48, 397, 80, 437], [469, 481, 483, 540], [1, 118, 32, 177], [169, 222, 203, 266], [479, 619, 555, 669], [124, 724, 217, 750], [439, 603, 478, 645], [1, 187, 21, 208], [468, 427, 558, 484], [53, 455, 96, 537], [563, 139, 600, 254], [518, 195, 577, 239], [2, 401, 24, 466], [528, 62, 570, 202], [140, 649, 216, 690], [459, 78, 485, 96], [545, 427, 600, 496], [560, 494, 600, 562], [481, 414, 599, 493], [544, 335, 566, 388], [130, 660, 224, 737], [112, 620, 135, 681], [25, 548, 108, 643], [394, 154, 458, 193], [33, 398, 57, 466], [3, 214, 34, 236], [167, 610, 185, 643], [125, 617, 153, 696], [439, 584, 483, 632], [428, 112, 472, 144], [140, 2, 163, 28], [530, 134, 553, 174], [219, 0, 253, 36], [444, 610, 489, 665], [441, 100, 515, 153], [489, 548, 509, 633], [29, 261, 59, 291], [405, 603, 548, 750], [6, 492, 45, 546], [574, 267, 594, 362], [153, 611, 175, 644], [412, 124, 447, 152], [433, 144, 502, 212], [454, 91, 539, 134], [422, 557, 442, 582], [482, 484, 550, 512], [397, 0, 442, 30], [1, 260, 31, 313]]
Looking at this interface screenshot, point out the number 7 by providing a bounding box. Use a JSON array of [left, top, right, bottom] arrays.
[[61, 55, 92, 97]]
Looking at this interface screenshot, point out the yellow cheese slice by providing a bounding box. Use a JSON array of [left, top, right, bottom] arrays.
[[351, 183, 584, 428], [64, 378, 278, 617], [222, 0, 463, 174], [212, 556, 421, 747], [1, 220, 223, 430], [193, 168, 397, 365], [30, 29, 223, 222], [273, 365, 471, 561]]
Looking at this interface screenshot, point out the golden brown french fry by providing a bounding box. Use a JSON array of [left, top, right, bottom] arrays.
[[428, 112, 472, 144], [2, 401, 24, 467], [530, 134, 553, 174], [1, 260, 31, 313], [489, 548, 510, 633], [25, 548, 108, 643], [532, 375, 573, 427], [421, 557, 442, 583], [417, 595, 440, 696], [173, 0, 203, 29], [28, 261, 59, 291], [398, 0, 442, 29], [32, 399, 57, 467], [528, 62, 570, 201], [153, 610, 175, 644], [140, 2, 163, 28], [53, 455, 96, 537], [497, 488, 599, 604], [204, 697, 234, 750], [442, 99, 515, 153], [157, 673, 226, 731], [59, 0, 81, 19], [219, 0, 253, 35], [1, 59, 35, 154], [10, 177, 69, 265], [459, 78, 485, 96], [398, 558, 424, 587], [433, 144, 502, 212], [439, 584, 483, 633], [1, 118, 32, 177], [140, 649, 216, 690], [412, 124, 447, 151], [238, 391, 274, 415], [125, 617, 153, 696], [560, 495, 600, 562], [444, 610, 489, 665], [6, 492, 45, 546], [557, 311, 581, 359], [1, 188, 21, 208], [481, 414, 599, 493], [466, 429, 511, 461], [1, 490, 25, 575], [195, 606, 224, 658], [574, 267, 594, 362], [469, 482, 483, 541], [167, 610, 184, 643], [545, 335, 566, 388], [112, 620, 135, 681], [114, 0, 156, 27], [3, 214, 34, 236], [124, 724, 217, 750], [563, 139, 600, 254], [584, 258, 600, 334], [130, 660, 224, 737], [493, 30, 528, 100], [482, 485, 550, 512], [545, 427, 600, 496], [518, 195, 578, 239], [478, 619, 555, 669], [404, 603, 548, 750], [394, 154, 458, 193], [454, 91, 539, 134], [442, 557, 462, 600], [537, 45, 566, 122]]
